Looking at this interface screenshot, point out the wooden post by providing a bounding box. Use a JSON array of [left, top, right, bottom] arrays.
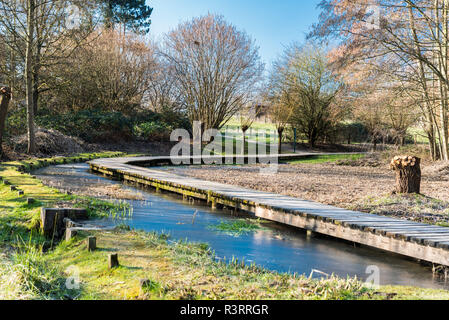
[[87, 236, 96, 252], [108, 253, 119, 269], [65, 228, 77, 241], [390, 156, 422, 194], [41, 208, 88, 238]]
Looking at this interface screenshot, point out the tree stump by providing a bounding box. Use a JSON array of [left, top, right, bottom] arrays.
[[390, 156, 421, 194]]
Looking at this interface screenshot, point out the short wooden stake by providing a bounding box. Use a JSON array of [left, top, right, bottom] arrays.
[[65, 228, 77, 241], [87, 236, 96, 252], [108, 253, 119, 269]]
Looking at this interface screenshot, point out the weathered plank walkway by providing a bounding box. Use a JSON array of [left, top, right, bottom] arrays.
[[89, 155, 449, 267]]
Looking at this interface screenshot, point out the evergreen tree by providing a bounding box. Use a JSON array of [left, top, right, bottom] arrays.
[[103, 0, 152, 34]]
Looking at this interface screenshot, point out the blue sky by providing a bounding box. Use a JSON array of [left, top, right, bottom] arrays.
[[148, 0, 322, 66]]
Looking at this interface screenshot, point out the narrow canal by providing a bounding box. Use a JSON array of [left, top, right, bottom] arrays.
[[34, 163, 449, 290]]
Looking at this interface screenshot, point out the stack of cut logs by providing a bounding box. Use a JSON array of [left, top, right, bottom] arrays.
[[390, 155, 421, 194]]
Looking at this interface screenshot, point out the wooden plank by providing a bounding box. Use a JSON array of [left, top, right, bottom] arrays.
[[378, 227, 449, 233]]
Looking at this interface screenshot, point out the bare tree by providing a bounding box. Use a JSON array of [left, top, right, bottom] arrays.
[[269, 43, 341, 148], [50, 29, 156, 113], [311, 0, 449, 160], [25, 0, 36, 153], [0, 0, 98, 153], [267, 101, 293, 154], [146, 48, 182, 113], [163, 14, 264, 132]]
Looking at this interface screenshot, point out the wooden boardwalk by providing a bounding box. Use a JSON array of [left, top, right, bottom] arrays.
[[89, 155, 449, 267]]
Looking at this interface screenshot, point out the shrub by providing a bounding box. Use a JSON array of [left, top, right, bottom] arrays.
[[133, 121, 171, 141], [4, 107, 191, 143], [36, 108, 134, 142], [5, 107, 28, 138], [327, 122, 369, 144]]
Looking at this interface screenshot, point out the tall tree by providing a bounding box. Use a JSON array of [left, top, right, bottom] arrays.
[[0, 86, 11, 158], [50, 29, 156, 113], [0, 0, 98, 153], [163, 14, 264, 132], [25, 0, 36, 153], [311, 0, 449, 160], [103, 0, 152, 34], [269, 43, 341, 148]]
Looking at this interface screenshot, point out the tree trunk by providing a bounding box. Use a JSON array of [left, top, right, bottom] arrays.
[[390, 156, 421, 194], [241, 129, 247, 155], [32, 41, 42, 115], [32, 70, 39, 115], [308, 130, 317, 148], [25, 0, 36, 154], [0, 87, 12, 158], [277, 128, 284, 154]]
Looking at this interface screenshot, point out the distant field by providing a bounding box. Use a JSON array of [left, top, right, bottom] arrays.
[[285, 154, 365, 164], [408, 127, 429, 145], [222, 118, 277, 131]]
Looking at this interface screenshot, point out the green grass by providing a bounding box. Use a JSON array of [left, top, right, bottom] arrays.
[[0, 239, 71, 299], [408, 127, 430, 145], [208, 219, 263, 236], [205, 136, 277, 156], [286, 154, 365, 165], [44, 229, 449, 300], [222, 118, 277, 131], [0, 151, 131, 299]]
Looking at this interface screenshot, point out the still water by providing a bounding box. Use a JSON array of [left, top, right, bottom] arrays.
[[34, 163, 449, 290]]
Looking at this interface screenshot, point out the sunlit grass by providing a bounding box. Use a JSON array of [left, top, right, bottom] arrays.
[[208, 219, 262, 236], [286, 154, 365, 164]]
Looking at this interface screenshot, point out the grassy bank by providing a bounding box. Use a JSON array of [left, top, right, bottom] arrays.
[[1, 153, 449, 300]]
